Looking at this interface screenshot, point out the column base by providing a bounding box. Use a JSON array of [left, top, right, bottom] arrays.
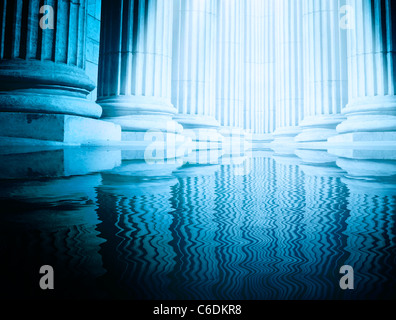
[[182, 128, 223, 150], [0, 60, 101, 118], [328, 132, 396, 146], [0, 112, 121, 145], [249, 133, 274, 149], [174, 114, 223, 150], [328, 147, 396, 160], [295, 128, 338, 142], [295, 115, 346, 142], [336, 96, 396, 134], [219, 127, 248, 155], [103, 132, 192, 161], [271, 126, 301, 145]]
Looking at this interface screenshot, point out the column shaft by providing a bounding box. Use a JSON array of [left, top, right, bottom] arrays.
[[216, 0, 246, 153], [216, 0, 245, 133], [296, 0, 349, 142], [273, 0, 305, 142], [244, 0, 275, 144], [171, 0, 222, 149]]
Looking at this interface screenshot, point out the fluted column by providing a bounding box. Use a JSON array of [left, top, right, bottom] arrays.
[[272, 0, 304, 142], [97, 0, 182, 142], [216, 0, 246, 150], [0, 0, 119, 144], [331, 0, 396, 144], [295, 0, 349, 142], [244, 0, 275, 144], [171, 0, 222, 150]]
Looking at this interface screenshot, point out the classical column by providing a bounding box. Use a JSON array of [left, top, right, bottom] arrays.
[[97, 0, 183, 146], [244, 0, 275, 146], [271, 153, 306, 298], [0, 0, 120, 144], [216, 0, 246, 152], [171, 0, 222, 151], [295, 0, 349, 142], [272, 0, 304, 143], [330, 0, 396, 144]]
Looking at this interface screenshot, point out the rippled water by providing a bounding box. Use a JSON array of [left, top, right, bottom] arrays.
[[0, 148, 395, 300]]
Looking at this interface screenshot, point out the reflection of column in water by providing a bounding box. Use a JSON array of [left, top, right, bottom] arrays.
[[96, 161, 178, 299], [297, 151, 350, 300], [271, 154, 306, 299], [168, 164, 220, 299], [0, 148, 121, 180], [212, 161, 247, 299], [236, 154, 279, 299], [0, 174, 106, 298], [336, 158, 396, 299]]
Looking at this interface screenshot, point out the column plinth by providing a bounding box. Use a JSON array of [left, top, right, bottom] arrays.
[[295, 115, 347, 143]]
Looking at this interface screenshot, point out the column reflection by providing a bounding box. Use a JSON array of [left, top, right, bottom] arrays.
[[96, 160, 179, 299], [336, 157, 396, 299]]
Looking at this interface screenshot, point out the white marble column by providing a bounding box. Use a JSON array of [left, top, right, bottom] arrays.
[[244, 0, 276, 145], [295, 0, 349, 142], [0, 0, 120, 144], [272, 0, 305, 143], [171, 0, 222, 150], [215, 0, 246, 151], [330, 0, 396, 144], [97, 0, 183, 144]]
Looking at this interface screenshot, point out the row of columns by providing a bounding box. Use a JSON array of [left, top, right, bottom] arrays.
[[0, 0, 395, 147], [275, 0, 396, 144]]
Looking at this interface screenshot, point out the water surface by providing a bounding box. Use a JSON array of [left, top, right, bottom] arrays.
[[0, 148, 395, 300]]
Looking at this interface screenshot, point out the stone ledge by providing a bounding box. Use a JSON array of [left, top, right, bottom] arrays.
[[0, 112, 121, 145], [328, 132, 396, 144], [0, 148, 122, 179]]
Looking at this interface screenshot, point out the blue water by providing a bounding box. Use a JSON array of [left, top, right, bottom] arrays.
[[0, 149, 395, 300]]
